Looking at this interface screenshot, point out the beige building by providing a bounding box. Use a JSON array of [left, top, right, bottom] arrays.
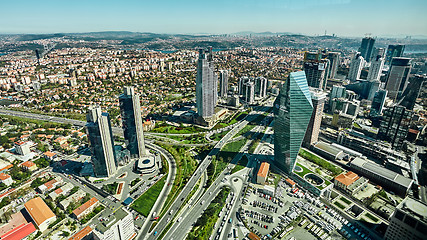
[[24, 197, 57, 232]]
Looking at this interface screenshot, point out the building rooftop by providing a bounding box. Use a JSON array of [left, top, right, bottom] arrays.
[[72, 197, 98, 217], [68, 226, 93, 240], [21, 161, 36, 168], [397, 196, 427, 224], [0, 173, 11, 181], [24, 197, 56, 227], [350, 157, 413, 188], [95, 208, 128, 234], [44, 151, 57, 157], [335, 171, 360, 186], [0, 223, 37, 240], [257, 162, 270, 178]]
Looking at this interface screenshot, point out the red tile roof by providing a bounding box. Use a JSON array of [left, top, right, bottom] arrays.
[[0, 173, 11, 181], [335, 171, 360, 186], [68, 226, 93, 240], [257, 162, 270, 178], [0, 223, 37, 240]]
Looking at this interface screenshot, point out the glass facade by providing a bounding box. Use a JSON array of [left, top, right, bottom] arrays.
[[86, 107, 117, 177], [274, 71, 313, 174], [119, 86, 146, 159]]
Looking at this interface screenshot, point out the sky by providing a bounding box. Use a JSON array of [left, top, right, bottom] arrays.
[[2, 0, 427, 37]]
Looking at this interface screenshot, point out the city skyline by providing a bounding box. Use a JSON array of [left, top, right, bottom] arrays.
[[2, 0, 427, 37]]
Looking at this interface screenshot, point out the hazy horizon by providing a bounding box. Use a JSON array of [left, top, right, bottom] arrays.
[[2, 0, 427, 37]]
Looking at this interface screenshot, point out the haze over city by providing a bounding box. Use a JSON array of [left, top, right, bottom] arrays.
[[0, 1, 426, 240]]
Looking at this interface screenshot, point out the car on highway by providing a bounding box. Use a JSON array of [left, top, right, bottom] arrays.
[[153, 231, 157, 236]]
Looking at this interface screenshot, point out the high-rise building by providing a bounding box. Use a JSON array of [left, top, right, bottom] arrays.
[[397, 74, 426, 110], [329, 85, 347, 106], [303, 88, 327, 147], [303, 52, 330, 90], [377, 105, 413, 150], [348, 53, 364, 81], [255, 77, 268, 98], [86, 106, 117, 177], [196, 47, 218, 119], [370, 90, 387, 117], [119, 86, 146, 159], [367, 79, 381, 101], [218, 70, 229, 98], [359, 37, 375, 62], [243, 81, 255, 104], [274, 71, 313, 174], [93, 208, 136, 240], [384, 196, 427, 240], [367, 55, 385, 81], [385, 57, 412, 102], [385, 45, 405, 65], [326, 52, 340, 79]]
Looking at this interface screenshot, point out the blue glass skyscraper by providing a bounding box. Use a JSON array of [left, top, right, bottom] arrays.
[[274, 71, 313, 174]]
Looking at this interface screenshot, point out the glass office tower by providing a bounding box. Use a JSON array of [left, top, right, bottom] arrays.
[[274, 71, 313, 174]]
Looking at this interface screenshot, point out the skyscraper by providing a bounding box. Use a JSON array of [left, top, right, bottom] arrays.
[[398, 74, 426, 110], [86, 106, 117, 177], [274, 71, 313, 174], [359, 37, 375, 62], [370, 90, 387, 117], [243, 81, 255, 104], [377, 105, 413, 150], [196, 47, 218, 120], [303, 52, 330, 90], [385, 44, 405, 65], [348, 53, 364, 81], [255, 77, 268, 98], [329, 85, 347, 106], [385, 57, 412, 102], [326, 52, 340, 79], [218, 70, 229, 98], [367, 55, 385, 81], [303, 88, 327, 147], [119, 86, 146, 159]]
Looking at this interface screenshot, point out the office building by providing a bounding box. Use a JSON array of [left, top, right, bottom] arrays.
[[373, 47, 385, 59], [398, 74, 426, 110], [385, 45, 405, 65], [367, 79, 381, 101], [348, 53, 364, 81], [274, 71, 313, 174], [359, 37, 375, 62], [255, 77, 268, 98], [119, 86, 146, 159], [243, 80, 255, 104], [86, 106, 117, 177], [377, 105, 413, 150], [303, 52, 329, 90], [196, 47, 218, 120], [219, 70, 229, 98], [370, 90, 388, 117], [385, 196, 427, 240], [385, 57, 411, 102], [349, 157, 413, 196], [93, 208, 136, 240], [303, 88, 327, 147], [329, 85, 346, 106], [367, 55, 384, 81], [326, 52, 340, 79]]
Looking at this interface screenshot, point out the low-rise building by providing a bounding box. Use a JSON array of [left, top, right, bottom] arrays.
[[68, 226, 94, 240], [37, 178, 62, 194], [349, 157, 413, 196], [0, 173, 13, 186], [14, 141, 31, 156], [60, 189, 86, 210], [334, 171, 368, 195], [43, 151, 57, 161], [24, 197, 56, 232], [21, 161, 38, 171], [48, 182, 74, 200], [72, 197, 100, 220], [257, 162, 270, 185], [0, 222, 37, 240]]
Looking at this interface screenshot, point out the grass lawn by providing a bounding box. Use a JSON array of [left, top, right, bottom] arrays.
[[365, 212, 379, 222], [186, 188, 230, 240], [299, 149, 343, 176], [231, 155, 249, 174], [210, 130, 230, 141], [340, 197, 352, 205], [150, 123, 205, 134], [236, 125, 255, 137], [131, 176, 166, 217], [334, 201, 346, 210], [294, 163, 313, 178]]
